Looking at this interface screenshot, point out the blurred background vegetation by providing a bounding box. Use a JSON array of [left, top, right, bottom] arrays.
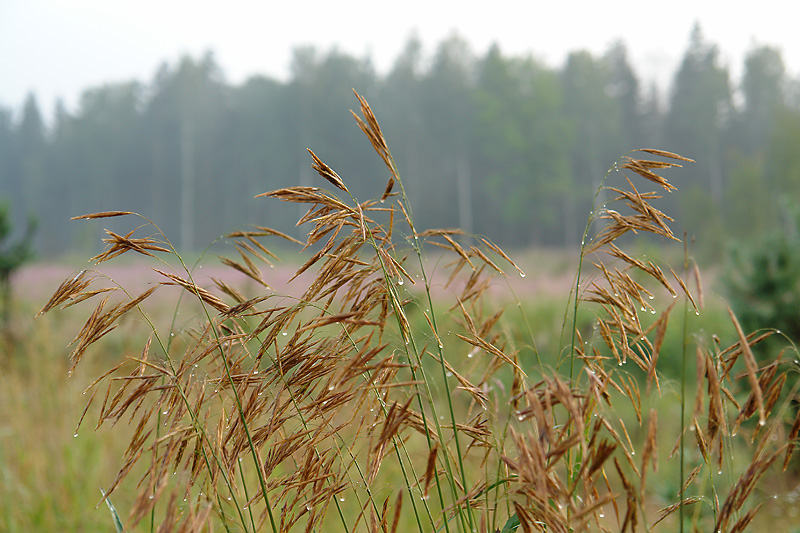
[[1, 24, 798, 262]]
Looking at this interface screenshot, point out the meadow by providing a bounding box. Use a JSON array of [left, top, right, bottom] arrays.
[[3, 93, 800, 532]]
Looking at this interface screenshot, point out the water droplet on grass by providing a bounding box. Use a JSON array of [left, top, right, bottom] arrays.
[[397, 279, 404, 286], [73, 433, 79, 438], [282, 331, 287, 336], [519, 271, 526, 278]]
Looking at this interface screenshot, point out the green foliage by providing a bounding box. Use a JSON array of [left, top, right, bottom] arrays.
[[100, 489, 126, 533], [722, 205, 800, 351], [0, 200, 36, 324]]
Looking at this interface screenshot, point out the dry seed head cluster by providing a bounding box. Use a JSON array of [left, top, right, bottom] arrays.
[[40, 93, 800, 532]]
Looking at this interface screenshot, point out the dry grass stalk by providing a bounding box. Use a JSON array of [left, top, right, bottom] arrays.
[[40, 96, 800, 533]]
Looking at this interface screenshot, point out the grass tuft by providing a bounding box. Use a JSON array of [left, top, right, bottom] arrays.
[[38, 92, 800, 532]]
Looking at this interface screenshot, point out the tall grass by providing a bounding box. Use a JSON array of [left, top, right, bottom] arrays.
[[38, 92, 800, 532]]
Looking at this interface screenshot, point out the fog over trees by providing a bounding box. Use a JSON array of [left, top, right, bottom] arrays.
[[2, 25, 799, 257]]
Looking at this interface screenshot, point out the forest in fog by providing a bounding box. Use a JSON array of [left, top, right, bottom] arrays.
[[2, 24, 799, 257]]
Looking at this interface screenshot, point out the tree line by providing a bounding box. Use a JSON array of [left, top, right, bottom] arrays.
[[1, 24, 799, 258]]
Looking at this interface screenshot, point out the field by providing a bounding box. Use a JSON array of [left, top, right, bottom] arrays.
[[3, 94, 800, 533]]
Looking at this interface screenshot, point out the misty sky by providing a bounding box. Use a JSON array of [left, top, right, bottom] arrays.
[[3, 0, 799, 118]]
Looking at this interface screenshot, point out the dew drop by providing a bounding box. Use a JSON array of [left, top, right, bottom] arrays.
[[243, 505, 248, 510], [339, 496, 345, 502], [282, 331, 288, 336], [517, 415, 525, 421], [519, 271, 526, 278], [369, 407, 374, 412], [67, 371, 72, 378], [163, 411, 168, 415], [467, 352, 474, 358], [170, 332, 174, 337], [227, 496, 232, 501], [758, 419, 766, 426], [695, 311, 700, 316], [306, 504, 312, 511], [718, 470, 723, 475], [630, 451, 635, 456], [672, 293, 678, 299], [648, 295, 654, 300], [650, 309, 656, 314], [397, 279, 404, 286], [73, 433, 79, 438], [599, 513, 605, 518], [640, 307, 646, 312], [438, 343, 443, 349], [328, 385, 335, 391], [446, 371, 453, 377], [183, 498, 187, 502]]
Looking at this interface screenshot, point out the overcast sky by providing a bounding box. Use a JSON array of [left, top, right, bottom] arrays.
[[2, 0, 799, 120]]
